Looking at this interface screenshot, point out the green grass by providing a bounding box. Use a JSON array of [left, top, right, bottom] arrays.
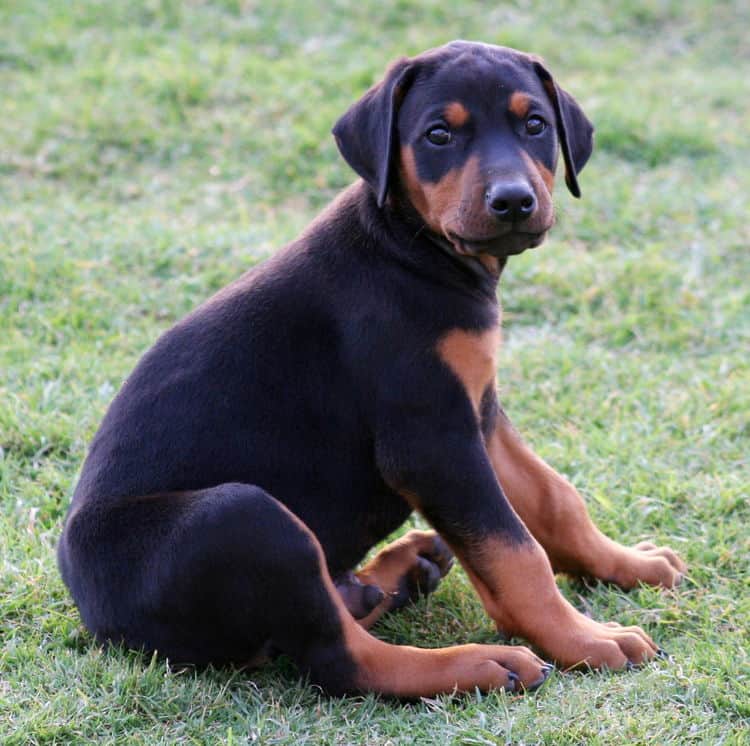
[[1, 0, 749, 743]]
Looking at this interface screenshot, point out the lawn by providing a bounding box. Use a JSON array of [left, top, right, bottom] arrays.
[[1, 1, 748, 743]]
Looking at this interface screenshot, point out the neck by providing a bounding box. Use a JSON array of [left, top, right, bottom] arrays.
[[355, 183, 504, 300]]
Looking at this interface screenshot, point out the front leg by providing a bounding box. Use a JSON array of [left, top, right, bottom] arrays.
[[485, 404, 686, 589], [375, 343, 660, 670]]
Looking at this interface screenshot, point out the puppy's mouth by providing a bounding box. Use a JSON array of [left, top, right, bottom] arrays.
[[447, 229, 548, 257]]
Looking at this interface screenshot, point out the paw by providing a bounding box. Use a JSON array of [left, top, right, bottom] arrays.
[[549, 616, 659, 671], [335, 571, 385, 619], [357, 530, 455, 615], [391, 532, 455, 609], [456, 644, 553, 693], [492, 549, 665, 672], [576, 619, 659, 669], [610, 541, 687, 590], [352, 639, 553, 697]]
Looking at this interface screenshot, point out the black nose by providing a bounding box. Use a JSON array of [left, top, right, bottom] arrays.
[[486, 182, 536, 222]]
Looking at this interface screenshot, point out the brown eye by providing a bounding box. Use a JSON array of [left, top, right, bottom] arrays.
[[526, 116, 546, 135], [426, 126, 452, 145]]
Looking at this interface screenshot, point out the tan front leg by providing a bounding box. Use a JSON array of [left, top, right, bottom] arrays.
[[485, 410, 686, 589], [455, 535, 660, 670]]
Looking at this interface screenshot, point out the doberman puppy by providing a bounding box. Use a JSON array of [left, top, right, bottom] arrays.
[[58, 41, 686, 697]]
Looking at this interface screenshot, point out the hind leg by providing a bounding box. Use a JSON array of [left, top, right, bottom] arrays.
[[271, 517, 549, 696], [352, 530, 455, 629], [60, 483, 549, 696], [60, 483, 347, 666]]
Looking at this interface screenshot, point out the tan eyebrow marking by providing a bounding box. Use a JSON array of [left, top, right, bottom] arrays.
[[444, 101, 470, 128], [508, 91, 531, 118]]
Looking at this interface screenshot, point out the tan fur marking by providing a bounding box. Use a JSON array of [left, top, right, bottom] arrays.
[[509, 91, 531, 118], [453, 533, 659, 670], [457, 536, 559, 635], [519, 150, 554, 197], [436, 326, 500, 414], [321, 528, 548, 695], [477, 254, 500, 275], [424, 165, 464, 233], [341, 610, 544, 695], [355, 529, 438, 629], [299, 528, 527, 696], [485, 417, 687, 588], [444, 101, 470, 128], [399, 145, 430, 219], [400, 147, 485, 237], [534, 159, 555, 191], [486, 424, 593, 574], [249, 505, 539, 694]]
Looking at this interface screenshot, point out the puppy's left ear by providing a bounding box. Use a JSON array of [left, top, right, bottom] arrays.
[[533, 61, 594, 198], [333, 58, 416, 207]]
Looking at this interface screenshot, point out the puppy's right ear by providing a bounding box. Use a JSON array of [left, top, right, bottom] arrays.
[[332, 58, 416, 208]]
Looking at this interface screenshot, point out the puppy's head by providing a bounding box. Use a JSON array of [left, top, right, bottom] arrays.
[[333, 41, 593, 259]]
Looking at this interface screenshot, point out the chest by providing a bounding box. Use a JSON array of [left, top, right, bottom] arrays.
[[436, 321, 502, 415]]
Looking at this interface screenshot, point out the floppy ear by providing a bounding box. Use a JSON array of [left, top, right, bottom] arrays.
[[533, 61, 594, 198], [332, 58, 415, 207]]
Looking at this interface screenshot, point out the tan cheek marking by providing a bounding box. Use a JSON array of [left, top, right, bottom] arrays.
[[509, 91, 531, 118], [424, 167, 463, 232], [400, 146, 473, 235], [534, 159, 555, 191], [444, 101, 469, 128], [427, 154, 481, 235], [520, 150, 554, 198], [436, 326, 501, 414], [399, 145, 430, 219]]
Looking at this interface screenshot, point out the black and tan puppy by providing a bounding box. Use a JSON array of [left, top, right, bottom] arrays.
[[58, 41, 686, 697]]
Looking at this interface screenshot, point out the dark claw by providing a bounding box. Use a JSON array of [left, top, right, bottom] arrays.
[[389, 535, 456, 611], [412, 555, 442, 595], [391, 556, 441, 610], [525, 663, 553, 691], [362, 584, 385, 613], [430, 535, 455, 577], [504, 671, 519, 692], [656, 647, 670, 659], [334, 572, 385, 619]]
